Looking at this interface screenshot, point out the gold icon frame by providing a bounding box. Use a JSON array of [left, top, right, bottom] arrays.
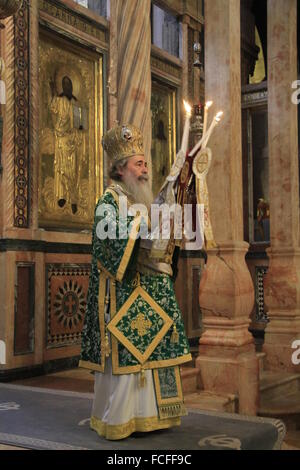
[[38, 31, 104, 230]]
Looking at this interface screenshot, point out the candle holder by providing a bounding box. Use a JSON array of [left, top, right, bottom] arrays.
[[193, 42, 203, 71]]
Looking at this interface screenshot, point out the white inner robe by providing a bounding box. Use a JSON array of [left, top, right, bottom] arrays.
[[92, 356, 158, 426]]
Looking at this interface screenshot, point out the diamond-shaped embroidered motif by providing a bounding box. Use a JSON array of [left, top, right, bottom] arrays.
[[107, 286, 173, 365]]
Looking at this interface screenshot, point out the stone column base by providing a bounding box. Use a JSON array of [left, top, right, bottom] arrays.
[[196, 242, 259, 415], [196, 344, 259, 415]]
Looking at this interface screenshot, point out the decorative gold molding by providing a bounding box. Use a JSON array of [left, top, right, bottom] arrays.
[[29, 0, 39, 229], [151, 48, 182, 85], [242, 89, 268, 108], [39, 0, 108, 45], [38, 32, 104, 229], [151, 79, 177, 194]]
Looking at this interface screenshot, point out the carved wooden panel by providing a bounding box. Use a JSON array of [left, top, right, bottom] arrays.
[[39, 0, 108, 45], [14, 263, 35, 354], [46, 264, 90, 348]]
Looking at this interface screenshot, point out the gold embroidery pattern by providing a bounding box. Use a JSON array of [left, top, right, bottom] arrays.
[[131, 313, 152, 337], [116, 215, 141, 282], [153, 366, 187, 420], [108, 285, 173, 365], [78, 359, 104, 373], [90, 415, 181, 441]]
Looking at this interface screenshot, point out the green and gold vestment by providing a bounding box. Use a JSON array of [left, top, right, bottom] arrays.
[[80, 185, 192, 418]]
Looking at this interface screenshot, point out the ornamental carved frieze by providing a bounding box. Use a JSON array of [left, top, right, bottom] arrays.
[[255, 266, 269, 323], [39, 0, 107, 44], [151, 55, 181, 83], [14, 0, 29, 227]]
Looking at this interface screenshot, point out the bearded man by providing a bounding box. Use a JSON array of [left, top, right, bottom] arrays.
[[80, 124, 191, 440]]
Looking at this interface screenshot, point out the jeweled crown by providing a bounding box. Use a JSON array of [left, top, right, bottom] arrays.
[[102, 124, 144, 163]]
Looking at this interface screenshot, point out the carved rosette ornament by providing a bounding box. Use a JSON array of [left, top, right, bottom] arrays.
[[0, 0, 22, 27]]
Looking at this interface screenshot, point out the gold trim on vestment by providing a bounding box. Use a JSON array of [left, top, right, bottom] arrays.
[[195, 177, 217, 249], [153, 366, 183, 405], [97, 259, 116, 280], [103, 187, 145, 282], [105, 187, 119, 204], [116, 215, 141, 282], [85, 185, 192, 374], [80, 354, 192, 374], [153, 366, 187, 420], [110, 278, 117, 319], [111, 350, 193, 375], [79, 360, 105, 373], [98, 272, 106, 372], [90, 415, 181, 441], [108, 285, 173, 365]]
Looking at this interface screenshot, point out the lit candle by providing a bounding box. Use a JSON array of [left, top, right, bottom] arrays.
[[188, 134, 204, 156], [203, 101, 213, 137], [202, 111, 224, 149], [180, 100, 192, 154]]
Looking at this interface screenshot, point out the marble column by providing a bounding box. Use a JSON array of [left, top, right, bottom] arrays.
[[195, 0, 259, 415], [263, 0, 300, 372], [114, 0, 152, 164]]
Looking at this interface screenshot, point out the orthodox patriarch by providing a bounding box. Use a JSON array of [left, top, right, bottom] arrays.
[[80, 124, 192, 441]]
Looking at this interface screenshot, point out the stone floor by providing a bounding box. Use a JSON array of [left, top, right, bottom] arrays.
[[0, 369, 94, 451], [0, 444, 27, 450], [11, 368, 95, 393], [0, 368, 297, 450]]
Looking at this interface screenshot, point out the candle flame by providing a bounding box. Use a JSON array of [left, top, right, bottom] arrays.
[[215, 111, 224, 122], [183, 100, 192, 116], [205, 101, 213, 110]]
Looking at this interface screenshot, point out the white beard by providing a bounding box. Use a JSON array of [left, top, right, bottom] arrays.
[[122, 171, 154, 211]]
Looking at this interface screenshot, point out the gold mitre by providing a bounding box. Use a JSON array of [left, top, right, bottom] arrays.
[[102, 124, 144, 163]]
